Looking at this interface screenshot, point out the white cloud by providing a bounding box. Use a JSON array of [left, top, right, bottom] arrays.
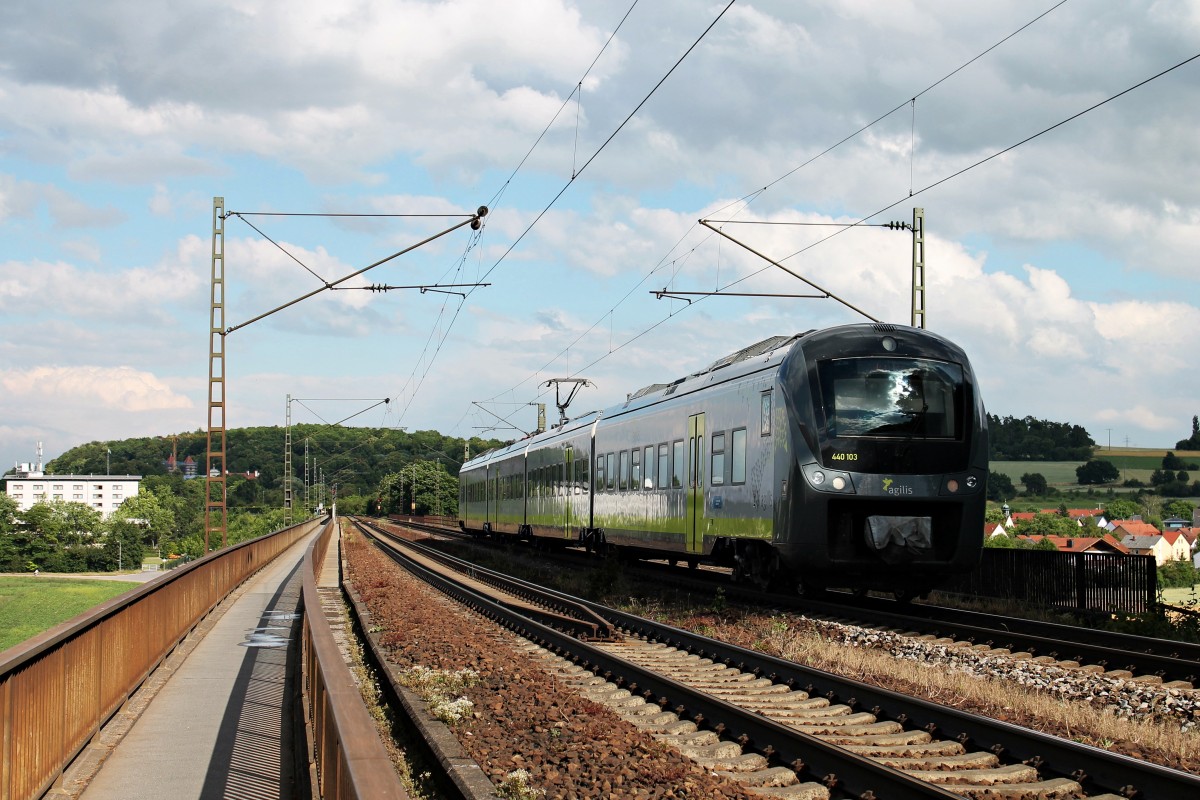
[[2, 0, 1198, 467], [2, 365, 193, 412], [0, 254, 204, 323]]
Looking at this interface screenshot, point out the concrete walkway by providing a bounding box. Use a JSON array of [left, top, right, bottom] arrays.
[[75, 533, 315, 800]]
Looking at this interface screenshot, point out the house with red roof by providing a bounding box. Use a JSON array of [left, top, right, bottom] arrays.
[[1017, 534, 1130, 555], [1119, 527, 1191, 566], [1108, 519, 1160, 538]]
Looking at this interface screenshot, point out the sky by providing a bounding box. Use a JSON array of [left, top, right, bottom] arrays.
[[2, 0, 1199, 475]]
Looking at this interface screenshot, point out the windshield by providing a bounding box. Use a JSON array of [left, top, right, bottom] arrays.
[[819, 357, 963, 440]]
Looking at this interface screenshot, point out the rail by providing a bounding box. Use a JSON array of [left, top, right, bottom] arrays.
[[300, 517, 407, 800], [0, 520, 319, 800]]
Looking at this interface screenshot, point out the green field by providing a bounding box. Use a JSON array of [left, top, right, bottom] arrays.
[[991, 460, 1090, 487], [0, 577, 136, 652], [1161, 584, 1200, 608], [991, 449, 1200, 491]]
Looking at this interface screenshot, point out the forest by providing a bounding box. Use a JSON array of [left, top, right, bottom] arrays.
[[987, 414, 1094, 461]]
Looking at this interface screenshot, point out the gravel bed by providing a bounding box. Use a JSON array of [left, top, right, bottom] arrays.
[[344, 532, 763, 799], [812, 620, 1200, 734], [351, 525, 1199, 785]]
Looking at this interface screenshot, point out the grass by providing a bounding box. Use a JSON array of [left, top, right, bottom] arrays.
[[991, 460, 1089, 487], [0, 576, 136, 652], [992, 448, 1200, 491], [1161, 583, 1200, 608]]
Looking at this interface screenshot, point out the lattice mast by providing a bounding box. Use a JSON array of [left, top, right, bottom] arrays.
[[204, 197, 228, 550], [284, 395, 293, 525], [911, 207, 925, 329]]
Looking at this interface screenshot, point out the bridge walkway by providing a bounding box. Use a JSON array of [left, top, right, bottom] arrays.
[[56, 531, 320, 800]]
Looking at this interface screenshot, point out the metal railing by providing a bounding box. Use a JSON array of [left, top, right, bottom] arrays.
[[941, 549, 1158, 614], [0, 521, 318, 800], [301, 518, 407, 800]]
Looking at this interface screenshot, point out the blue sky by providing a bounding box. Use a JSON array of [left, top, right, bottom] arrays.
[[2, 0, 1199, 474]]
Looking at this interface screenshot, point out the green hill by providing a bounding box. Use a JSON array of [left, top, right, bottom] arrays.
[[39, 426, 507, 510]]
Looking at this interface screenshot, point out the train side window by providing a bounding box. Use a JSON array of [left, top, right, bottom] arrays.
[[672, 440, 685, 488], [595, 454, 605, 493], [619, 450, 630, 491], [606, 453, 616, 491], [732, 428, 747, 484], [579, 452, 589, 492], [761, 391, 772, 436], [711, 432, 726, 486], [643, 446, 655, 489], [657, 443, 669, 490], [631, 448, 641, 491]]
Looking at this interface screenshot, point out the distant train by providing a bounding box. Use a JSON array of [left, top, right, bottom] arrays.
[[458, 323, 988, 598]]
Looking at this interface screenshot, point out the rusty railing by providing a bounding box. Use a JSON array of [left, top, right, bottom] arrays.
[[0, 520, 319, 800], [301, 518, 407, 799]]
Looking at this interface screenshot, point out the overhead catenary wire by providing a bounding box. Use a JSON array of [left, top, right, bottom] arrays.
[[468, 1, 1076, 420], [384, 1, 736, 427], [477, 34, 1200, 429], [709, 48, 1200, 297], [471, 0, 738, 291]]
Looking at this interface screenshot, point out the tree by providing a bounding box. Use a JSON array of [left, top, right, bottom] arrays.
[[984, 506, 1007, 524], [1165, 500, 1196, 521], [111, 490, 176, 551], [1012, 512, 1079, 538], [1163, 452, 1185, 471], [1176, 415, 1200, 450], [1104, 497, 1141, 521], [0, 494, 20, 569], [986, 470, 1015, 502], [0, 494, 19, 535], [988, 414, 1094, 460], [101, 522, 144, 571], [1020, 472, 1048, 496], [1158, 560, 1198, 589], [377, 460, 459, 517], [1076, 459, 1119, 485]]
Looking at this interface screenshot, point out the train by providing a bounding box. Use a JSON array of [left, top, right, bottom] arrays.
[[458, 323, 988, 598]]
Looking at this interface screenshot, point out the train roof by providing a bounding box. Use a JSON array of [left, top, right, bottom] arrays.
[[623, 333, 803, 408], [461, 324, 969, 471]]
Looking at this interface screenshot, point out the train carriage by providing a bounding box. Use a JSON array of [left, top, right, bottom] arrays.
[[524, 415, 595, 541], [459, 323, 987, 597]]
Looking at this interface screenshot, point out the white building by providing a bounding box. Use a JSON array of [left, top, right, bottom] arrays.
[[5, 474, 141, 518]]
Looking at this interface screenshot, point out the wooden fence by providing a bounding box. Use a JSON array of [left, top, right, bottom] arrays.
[[940, 549, 1158, 614]]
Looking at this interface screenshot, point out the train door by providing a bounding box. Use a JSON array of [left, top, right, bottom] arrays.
[[488, 468, 498, 529], [686, 413, 705, 553], [563, 445, 574, 539]]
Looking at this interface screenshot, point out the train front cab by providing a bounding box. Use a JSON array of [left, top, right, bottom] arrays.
[[775, 325, 988, 597]]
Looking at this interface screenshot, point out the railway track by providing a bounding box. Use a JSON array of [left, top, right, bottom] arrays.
[[356, 518, 1200, 800], [382, 515, 1200, 689]]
